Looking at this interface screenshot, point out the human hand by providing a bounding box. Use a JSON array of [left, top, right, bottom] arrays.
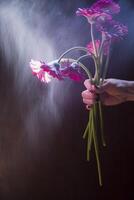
[[81, 80, 97, 110], [82, 78, 133, 109]]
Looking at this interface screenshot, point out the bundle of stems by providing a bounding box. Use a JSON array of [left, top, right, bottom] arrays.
[[58, 23, 110, 186], [82, 23, 110, 186]]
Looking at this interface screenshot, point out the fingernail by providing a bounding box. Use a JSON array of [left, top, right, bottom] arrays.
[[86, 105, 91, 110]]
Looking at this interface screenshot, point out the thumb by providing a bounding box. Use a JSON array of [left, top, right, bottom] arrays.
[[84, 79, 95, 91]]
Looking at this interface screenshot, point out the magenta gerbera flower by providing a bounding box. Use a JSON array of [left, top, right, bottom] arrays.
[[76, 7, 112, 24], [87, 40, 101, 55], [97, 20, 128, 41], [41, 60, 63, 80], [76, 0, 120, 24], [30, 59, 52, 83], [91, 0, 120, 15], [30, 59, 84, 83], [60, 61, 84, 82]]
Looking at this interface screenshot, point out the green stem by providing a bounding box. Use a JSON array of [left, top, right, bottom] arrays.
[[83, 110, 91, 139], [93, 105, 102, 186], [83, 124, 89, 139], [98, 37, 105, 80], [87, 110, 93, 161], [90, 23, 100, 85], [58, 47, 88, 63], [77, 54, 99, 84], [101, 39, 111, 84], [93, 57, 99, 85], [77, 54, 91, 63], [98, 35, 105, 57], [101, 50, 110, 84], [98, 101, 106, 147], [77, 61, 93, 82], [91, 23, 98, 58]]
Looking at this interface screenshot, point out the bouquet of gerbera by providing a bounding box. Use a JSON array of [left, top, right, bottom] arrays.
[[30, 0, 128, 186]]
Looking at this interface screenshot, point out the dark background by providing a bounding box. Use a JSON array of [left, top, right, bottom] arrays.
[[0, 0, 134, 200]]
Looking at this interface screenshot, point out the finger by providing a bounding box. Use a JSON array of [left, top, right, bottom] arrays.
[[84, 79, 95, 92], [84, 79, 91, 89], [82, 98, 95, 105], [81, 90, 97, 100]]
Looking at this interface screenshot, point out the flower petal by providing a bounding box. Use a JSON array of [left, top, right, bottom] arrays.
[[97, 20, 128, 41], [91, 0, 120, 15]]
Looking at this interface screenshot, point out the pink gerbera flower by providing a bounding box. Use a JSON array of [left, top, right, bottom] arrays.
[[61, 61, 84, 82], [87, 40, 110, 55], [30, 59, 84, 83], [30, 59, 52, 83], [97, 20, 128, 41], [91, 0, 120, 15], [76, 0, 120, 24], [76, 8, 112, 24], [87, 40, 101, 55], [41, 60, 63, 80]]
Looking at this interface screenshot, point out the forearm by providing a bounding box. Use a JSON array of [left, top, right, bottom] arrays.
[[123, 81, 134, 101]]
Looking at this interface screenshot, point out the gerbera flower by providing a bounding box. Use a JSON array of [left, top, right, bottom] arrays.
[[91, 0, 120, 15], [87, 40, 110, 55], [30, 59, 52, 83], [30, 59, 84, 83], [76, 0, 120, 24], [97, 20, 128, 41], [41, 60, 63, 80], [76, 7, 112, 24], [61, 61, 84, 82]]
